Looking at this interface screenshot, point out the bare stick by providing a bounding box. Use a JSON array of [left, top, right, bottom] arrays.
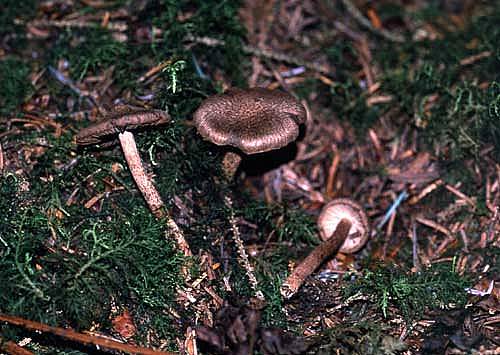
[[0, 313, 175, 355], [225, 196, 264, 300], [411, 220, 421, 271], [281, 218, 352, 298], [118, 131, 192, 256], [340, 0, 404, 43], [185, 35, 331, 74], [0, 141, 4, 173]]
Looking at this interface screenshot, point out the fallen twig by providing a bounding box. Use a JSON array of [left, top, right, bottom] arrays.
[[0, 313, 175, 355], [47, 66, 97, 109], [444, 183, 476, 207], [185, 35, 331, 74], [415, 216, 452, 237], [341, 0, 405, 42], [377, 190, 408, 230], [0, 141, 4, 173], [225, 196, 265, 301]]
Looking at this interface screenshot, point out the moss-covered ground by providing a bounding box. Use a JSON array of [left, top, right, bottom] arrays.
[[0, 1, 498, 354]]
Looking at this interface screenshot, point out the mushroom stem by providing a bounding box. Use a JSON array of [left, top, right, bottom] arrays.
[[118, 131, 192, 256], [280, 218, 352, 299], [221, 151, 243, 180], [119, 131, 165, 218]]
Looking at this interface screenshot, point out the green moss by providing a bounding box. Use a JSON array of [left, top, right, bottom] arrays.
[[224, 247, 291, 329], [239, 199, 318, 245], [0, 136, 186, 347], [228, 199, 319, 328], [378, 8, 500, 163], [0, 58, 33, 116], [50, 28, 128, 82], [257, 247, 291, 329], [0, 175, 184, 327], [410, 1, 442, 22], [151, 0, 247, 86], [343, 263, 470, 323], [423, 80, 500, 161], [153, 0, 244, 46], [138, 121, 223, 211], [311, 320, 407, 355], [326, 40, 358, 76], [0, 0, 36, 38]]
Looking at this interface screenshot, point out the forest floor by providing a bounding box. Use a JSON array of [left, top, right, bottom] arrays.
[[0, 0, 499, 354]]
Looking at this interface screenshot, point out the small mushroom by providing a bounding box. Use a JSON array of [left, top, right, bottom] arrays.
[[281, 198, 369, 298], [193, 88, 306, 180], [317, 198, 369, 253], [76, 105, 170, 147], [75, 105, 191, 256]]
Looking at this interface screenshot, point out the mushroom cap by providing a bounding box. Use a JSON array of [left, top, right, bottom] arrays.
[[75, 105, 170, 146], [317, 198, 369, 253], [193, 88, 306, 155]]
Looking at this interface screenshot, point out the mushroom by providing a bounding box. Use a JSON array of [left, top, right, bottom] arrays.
[[75, 104, 191, 256], [193, 88, 306, 180], [317, 198, 369, 253], [281, 198, 369, 298]]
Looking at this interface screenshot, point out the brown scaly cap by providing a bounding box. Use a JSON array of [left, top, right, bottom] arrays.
[[317, 198, 369, 253], [193, 88, 306, 155], [76, 105, 171, 146]]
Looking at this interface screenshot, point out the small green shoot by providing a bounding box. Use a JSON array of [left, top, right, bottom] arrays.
[[162, 60, 187, 94]]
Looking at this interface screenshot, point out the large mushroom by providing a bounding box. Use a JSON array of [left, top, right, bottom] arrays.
[[281, 198, 369, 298], [75, 105, 191, 256], [193, 88, 306, 180]]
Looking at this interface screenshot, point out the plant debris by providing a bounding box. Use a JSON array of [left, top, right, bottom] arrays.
[[0, 0, 499, 354], [196, 300, 309, 355]]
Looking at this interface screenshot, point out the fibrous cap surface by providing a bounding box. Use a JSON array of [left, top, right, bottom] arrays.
[[76, 105, 170, 146], [193, 88, 306, 154]]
